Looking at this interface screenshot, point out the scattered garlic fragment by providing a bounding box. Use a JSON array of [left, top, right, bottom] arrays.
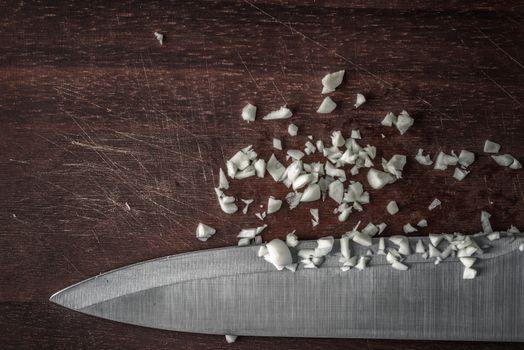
[[415, 148, 433, 166], [453, 167, 470, 181], [215, 188, 238, 214], [395, 110, 414, 135], [310, 208, 319, 227], [351, 129, 361, 139], [153, 32, 164, 45], [264, 239, 293, 270], [354, 93, 366, 108], [286, 231, 299, 247], [258, 246, 268, 257], [218, 168, 229, 189], [238, 238, 251, 246], [481, 210, 493, 233], [458, 150, 475, 167], [195, 223, 216, 242], [483, 140, 501, 153], [273, 138, 282, 150], [353, 231, 372, 246], [266, 154, 285, 181], [391, 260, 409, 271], [355, 256, 370, 270], [434, 151, 458, 170], [287, 149, 305, 161], [317, 96, 337, 114], [301, 184, 321, 202], [417, 219, 428, 227], [288, 123, 298, 136], [519, 243, 524, 252], [381, 112, 397, 127], [386, 201, 399, 215], [460, 257, 476, 268], [241, 199, 253, 214], [428, 243, 441, 258], [263, 106, 293, 120], [237, 224, 267, 239], [321, 70, 345, 94], [267, 196, 282, 214], [331, 130, 345, 147], [367, 168, 395, 189], [328, 180, 344, 204], [225, 335, 237, 343], [241, 103, 257, 122], [429, 234, 444, 247], [492, 154, 522, 169], [254, 159, 266, 178], [428, 198, 441, 210]]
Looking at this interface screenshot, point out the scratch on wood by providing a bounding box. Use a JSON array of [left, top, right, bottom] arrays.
[[480, 70, 523, 107], [477, 28, 524, 70]]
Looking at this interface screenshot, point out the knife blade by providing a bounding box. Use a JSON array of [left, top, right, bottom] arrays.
[[50, 234, 524, 341]]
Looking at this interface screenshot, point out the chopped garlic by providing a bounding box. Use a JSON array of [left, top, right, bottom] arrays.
[[153, 32, 164, 45], [237, 224, 267, 238], [331, 130, 345, 147], [285, 231, 299, 247], [492, 154, 521, 169], [310, 208, 319, 227], [353, 231, 372, 246], [483, 140, 501, 153], [434, 151, 458, 170], [417, 219, 428, 227], [263, 106, 293, 120], [458, 150, 475, 167], [463, 267, 477, 280], [218, 168, 229, 189], [367, 168, 395, 189], [328, 180, 344, 204], [287, 123, 298, 136], [225, 335, 237, 343], [481, 210, 493, 233], [285, 263, 298, 272], [429, 233, 443, 247], [267, 196, 282, 214], [317, 96, 337, 113], [386, 201, 399, 215], [253, 159, 266, 178], [293, 174, 314, 190], [415, 148, 433, 166], [241, 103, 257, 122], [266, 154, 285, 181], [215, 188, 238, 214], [395, 110, 414, 135], [519, 243, 524, 252], [241, 199, 253, 214], [381, 112, 397, 127], [285, 191, 302, 209], [273, 138, 282, 150], [321, 70, 345, 94], [265, 239, 293, 269], [287, 149, 305, 161], [354, 93, 366, 108], [428, 243, 441, 258], [255, 212, 266, 220], [351, 129, 362, 139], [428, 198, 441, 210], [301, 184, 321, 202], [195, 223, 216, 242], [453, 167, 470, 181]]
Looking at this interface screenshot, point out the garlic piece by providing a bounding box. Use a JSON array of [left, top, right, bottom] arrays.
[[225, 335, 238, 343], [310, 208, 319, 227], [391, 260, 409, 271], [266, 154, 285, 181], [458, 150, 475, 167], [321, 70, 345, 94], [287, 123, 298, 136], [354, 93, 366, 108], [317, 96, 337, 114], [218, 168, 229, 190], [353, 231, 372, 247], [267, 196, 282, 214], [253, 158, 266, 178], [417, 219, 428, 227], [395, 110, 414, 135], [463, 267, 477, 280], [195, 223, 216, 242], [263, 106, 293, 120], [153, 32, 164, 45], [241, 199, 253, 214], [328, 179, 344, 204], [415, 148, 433, 166], [367, 168, 395, 189], [483, 140, 501, 153], [300, 184, 321, 202], [273, 138, 282, 150], [265, 239, 293, 269], [241, 103, 257, 122], [381, 112, 397, 127], [286, 231, 299, 247], [386, 201, 399, 215], [428, 198, 441, 210], [453, 167, 469, 181]]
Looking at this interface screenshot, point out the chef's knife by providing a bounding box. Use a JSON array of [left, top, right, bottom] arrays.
[[50, 234, 524, 341]]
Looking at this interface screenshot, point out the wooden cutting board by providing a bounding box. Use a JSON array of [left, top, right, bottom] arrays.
[[1, 1, 523, 349]]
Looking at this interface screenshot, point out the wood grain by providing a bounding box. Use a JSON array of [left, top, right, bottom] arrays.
[[1, 1, 524, 349]]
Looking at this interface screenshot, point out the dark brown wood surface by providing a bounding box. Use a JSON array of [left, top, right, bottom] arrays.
[[2, 1, 524, 349]]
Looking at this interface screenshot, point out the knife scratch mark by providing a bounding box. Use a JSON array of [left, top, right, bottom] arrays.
[[237, 51, 260, 90], [476, 27, 524, 70], [61, 254, 82, 275], [480, 70, 523, 107]]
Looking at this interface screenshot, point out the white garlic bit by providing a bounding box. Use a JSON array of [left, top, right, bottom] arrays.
[[273, 138, 282, 151], [428, 198, 441, 210], [153, 32, 164, 45], [286, 231, 299, 247], [225, 335, 238, 343], [287, 123, 298, 136], [381, 112, 397, 127], [195, 223, 216, 242], [354, 93, 366, 108], [483, 140, 501, 153], [241, 103, 257, 122], [321, 70, 345, 94], [458, 150, 475, 167], [395, 110, 414, 135], [317, 96, 337, 114], [415, 148, 433, 166], [463, 267, 477, 280], [310, 208, 319, 227], [218, 168, 229, 190], [453, 167, 470, 181], [367, 168, 395, 189], [241, 199, 253, 214], [386, 201, 399, 215], [267, 196, 282, 214], [263, 106, 293, 120], [417, 219, 428, 227]]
